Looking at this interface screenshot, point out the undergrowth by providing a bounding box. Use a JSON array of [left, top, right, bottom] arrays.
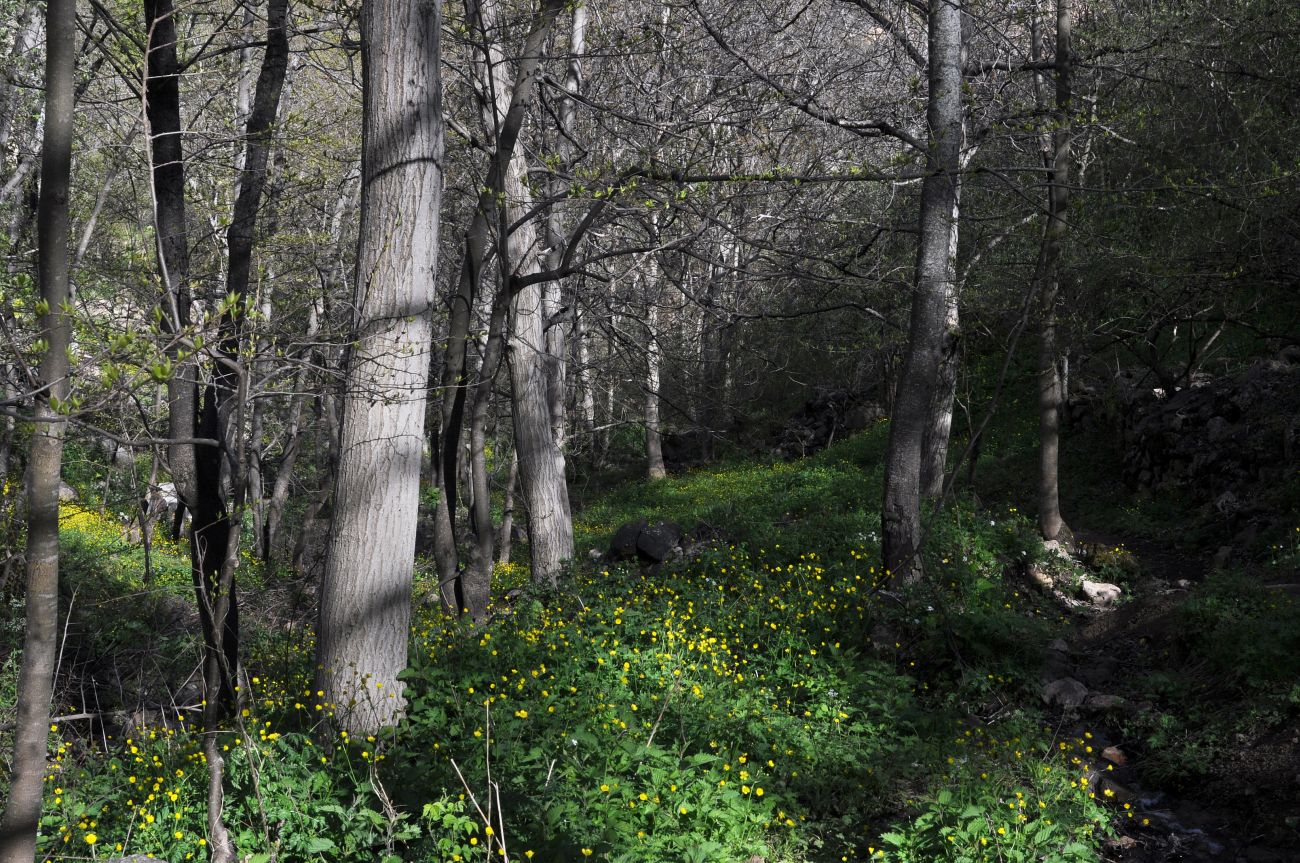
[[7, 429, 1123, 862]]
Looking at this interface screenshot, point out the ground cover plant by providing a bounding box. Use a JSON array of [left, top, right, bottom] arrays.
[[5, 428, 1138, 862]]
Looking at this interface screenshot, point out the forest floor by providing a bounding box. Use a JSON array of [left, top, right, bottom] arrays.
[[1059, 528, 1300, 863], [2, 423, 1297, 863]]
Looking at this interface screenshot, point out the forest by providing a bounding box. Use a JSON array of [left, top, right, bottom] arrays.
[[1, 0, 1298, 861]]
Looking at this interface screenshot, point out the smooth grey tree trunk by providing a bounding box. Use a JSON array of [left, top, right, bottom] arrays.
[[507, 155, 574, 585], [920, 195, 961, 500], [881, 0, 964, 584], [315, 0, 443, 734], [0, 0, 73, 854], [541, 2, 588, 452], [645, 297, 667, 480], [1036, 0, 1073, 541]]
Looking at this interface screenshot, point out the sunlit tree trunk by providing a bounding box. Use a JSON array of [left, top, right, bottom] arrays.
[[508, 156, 574, 584], [315, 0, 442, 733], [542, 2, 588, 452], [0, 0, 73, 854]]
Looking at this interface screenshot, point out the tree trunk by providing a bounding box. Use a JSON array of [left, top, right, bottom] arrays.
[[0, 0, 73, 854], [461, 293, 509, 618], [143, 0, 197, 524], [881, 0, 963, 584], [920, 229, 960, 500], [507, 153, 573, 585], [645, 298, 667, 480], [315, 0, 443, 734], [497, 449, 519, 565], [541, 2, 588, 453], [1036, 0, 1073, 541], [574, 302, 596, 449]]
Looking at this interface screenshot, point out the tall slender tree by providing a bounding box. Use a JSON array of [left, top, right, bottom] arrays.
[[1035, 0, 1073, 541], [881, 0, 965, 583], [0, 0, 74, 853]]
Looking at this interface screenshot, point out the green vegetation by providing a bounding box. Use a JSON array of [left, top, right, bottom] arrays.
[[17, 428, 1143, 862]]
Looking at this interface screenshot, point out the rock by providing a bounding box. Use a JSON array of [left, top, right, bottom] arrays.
[[1083, 693, 1126, 713], [1042, 677, 1089, 710], [1042, 539, 1073, 561], [636, 521, 683, 563], [1081, 580, 1123, 606], [588, 547, 604, 562], [1212, 545, 1233, 570], [609, 519, 648, 560], [1027, 563, 1054, 590], [1101, 745, 1127, 766], [58, 482, 78, 502], [1046, 638, 1072, 654]]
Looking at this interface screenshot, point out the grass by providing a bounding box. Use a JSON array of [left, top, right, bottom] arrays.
[[7, 426, 1131, 862]]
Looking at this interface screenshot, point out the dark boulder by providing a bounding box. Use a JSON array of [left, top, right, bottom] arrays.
[[609, 519, 648, 560], [636, 521, 684, 563]]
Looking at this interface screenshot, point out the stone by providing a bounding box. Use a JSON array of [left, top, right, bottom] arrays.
[[58, 481, 78, 502], [1083, 693, 1126, 713], [609, 519, 648, 560], [1042, 677, 1089, 710], [1212, 545, 1233, 570], [1046, 638, 1072, 654], [1027, 563, 1054, 590], [1081, 580, 1122, 606], [636, 521, 683, 563], [588, 547, 604, 562], [1042, 539, 1073, 561], [1101, 745, 1127, 766]]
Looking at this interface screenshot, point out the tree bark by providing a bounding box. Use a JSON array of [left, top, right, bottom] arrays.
[[143, 0, 197, 525], [881, 0, 964, 584], [507, 154, 573, 585], [0, 0, 73, 854], [541, 2, 588, 452], [315, 0, 443, 734], [645, 297, 667, 480], [1036, 0, 1073, 541], [461, 293, 508, 617], [920, 232, 960, 500]]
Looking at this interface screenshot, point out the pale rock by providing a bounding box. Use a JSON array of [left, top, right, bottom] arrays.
[[1081, 579, 1123, 606], [1042, 539, 1073, 561]]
